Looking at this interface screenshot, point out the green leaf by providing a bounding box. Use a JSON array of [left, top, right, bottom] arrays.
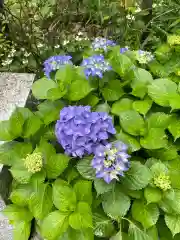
[[38, 139, 56, 161], [53, 179, 76, 212], [140, 128, 168, 149], [128, 222, 152, 240], [55, 64, 74, 84], [101, 80, 124, 101], [111, 231, 129, 240], [3, 204, 33, 222], [47, 87, 67, 101], [66, 79, 93, 101], [69, 201, 93, 229], [94, 178, 115, 196], [109, 47, 133, 76], [132, 200, 159, 229], [10, 184, 32, 207], [102, 185, 130, 219], [149, 143, 178, 161], [77, 157, 96, 180], [29, 183, 53, 220], [116, 130, 141, 152], [169, 159, 180, 189], [73, 180, 92, 205], [132, 97, 152, 116], [111, 98, 133, 115], [169, 93, 180, 110], [46, 153, 70, 179], [159, 189, 180, 214], [144, 187, 162, 204], [0, 120, 13, 141], [130, 68, 153, 98], [13, 221, 31, 240], [148, 79, 177, 107], [41, 211, 69, 240], [96, 102, 111, 113], [23, 115, 43, 138], [119, 110, 145, 136], [147, 112, 172, 129], [93, 211, 115, 238], [10, 167, 32, 184], [32, 77, 58, 99], [168, 117, 180, 141], [122, 161, 152, 190], [65, 168, 80, 184], [80, 94, 99, 107], [37, 100, 64, 125], [60, 227, 94, 240], [165, 214, 180, 237], [9, 108, 24, 137]]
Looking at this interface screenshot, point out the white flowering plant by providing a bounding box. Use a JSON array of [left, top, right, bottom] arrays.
[[0, 36, 180, 240]]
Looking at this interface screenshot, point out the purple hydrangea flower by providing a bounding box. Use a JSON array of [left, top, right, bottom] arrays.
[[120, 47, 129, 54], [55, 106, 116, 158], [92, 37, 116, 52], [81, 55, 112, 79], [43, 55, 73, 79], [91, 141, 130, 183]]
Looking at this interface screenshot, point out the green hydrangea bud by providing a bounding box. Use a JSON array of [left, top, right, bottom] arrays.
[[134, 50, 154, 64], [153, 173, 171, 191], [24, 152, 43, 173], [168, 35, 180, 46]]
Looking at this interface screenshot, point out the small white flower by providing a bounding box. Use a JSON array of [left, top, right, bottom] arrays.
[[37, 43, 44, 48], [62, 40, 69, 45], [54, 45, 60, 49], [24, 52, 31, 57], [21, 48, 25, 51], [135, 7, 141, 13], [22, 59, 28, 64], [126, 14, 135, 20], [78, 31, 83, 36]]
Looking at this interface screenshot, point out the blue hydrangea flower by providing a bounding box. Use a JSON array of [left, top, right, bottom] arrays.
[[92, 37, 116, 52], [43, 55, 73, 79], [120, 47, 129, 54], [135, 50, 154, 64], [55, 106, 116, 158], [81, 55, 112, 79], [91, 141, 130, 183]]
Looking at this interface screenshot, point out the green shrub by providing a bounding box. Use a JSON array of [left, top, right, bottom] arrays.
[[1, 37, 180, 239]]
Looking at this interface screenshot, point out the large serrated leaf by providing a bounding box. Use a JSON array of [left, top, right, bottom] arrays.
[[132, 200, 159, 229], [122, 162, 152, 190]]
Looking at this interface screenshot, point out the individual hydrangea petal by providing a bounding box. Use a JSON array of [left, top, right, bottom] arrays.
[[92, 37, 116, 52], [81, 55, 112, 79], [43, 55, 73, 79], [55, 106, 116, 158], [91, 141, 130, 183], [134, 50, 154, 64], [120, 47, 129, 54], [24, 152, 43, 173]]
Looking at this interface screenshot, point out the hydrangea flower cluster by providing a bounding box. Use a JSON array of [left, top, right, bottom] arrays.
[[43, 55, 73, 79], [81, 55, 112, 78], [91, 142, 130, 183], [135, 50, 154, 64], [120, 47, 129, 54], [24, 152, 43, 173], [153, 173, 171, 191], [92, 37, 116, 52], [55, 106, 116, 158]]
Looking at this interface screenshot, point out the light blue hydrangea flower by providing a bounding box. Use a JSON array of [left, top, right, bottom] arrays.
[[81, 55, 112, 79], [91, 141, 130, 183], [43, 55, 73, 79], [92, 37, 116, 52], [120, 47, 129, 54]]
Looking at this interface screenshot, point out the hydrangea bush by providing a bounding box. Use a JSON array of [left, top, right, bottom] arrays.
[[1, 37, 180, 240]]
